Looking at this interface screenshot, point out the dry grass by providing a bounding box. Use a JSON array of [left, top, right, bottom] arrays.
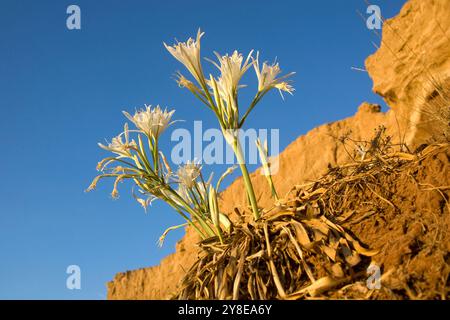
[[175, 205, 376, 300], [419, 78, 450, 143]]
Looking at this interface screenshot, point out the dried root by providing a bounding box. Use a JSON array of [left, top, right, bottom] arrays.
[[175, 131, 448, 300]]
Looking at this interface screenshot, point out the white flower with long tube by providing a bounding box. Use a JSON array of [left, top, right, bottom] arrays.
[[253, 51, 295, 96], [123, 105, 175, 139], [176, 160, 202, 188], [207, 50, 254, 99], [164, 29, 205, 84], [98, 123, 136, 157]]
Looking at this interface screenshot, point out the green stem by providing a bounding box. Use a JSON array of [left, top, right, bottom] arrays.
[[168, 189, 217, 237], [171, 206, 207, 240], [239, 91, 267, 128], [232, 138, 260, 220], [186, 206, 216, 237]]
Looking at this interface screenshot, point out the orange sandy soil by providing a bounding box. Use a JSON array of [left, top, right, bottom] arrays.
[[328, 145, 449, 299]]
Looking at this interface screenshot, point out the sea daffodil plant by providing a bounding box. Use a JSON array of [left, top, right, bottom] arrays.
[[88, 30, 293, 244]]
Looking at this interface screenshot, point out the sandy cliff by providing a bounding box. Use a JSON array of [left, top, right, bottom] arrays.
[[107, 0, 450, 299], [365, 0, 450, 145]]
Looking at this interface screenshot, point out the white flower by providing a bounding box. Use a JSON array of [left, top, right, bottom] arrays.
[[176, 169, 211, 208], [253, 51, 295, 96], [175, 71, 205, 98], [207, 50, 253, 99], [133, 188, 157, 213], [176, 72, 196, 91], [176, 184, 192, 206], [176, 160, 202, 188], [123, 105, 175, 139], [98, 123, 136, 156], [164, 29, 205, 84]]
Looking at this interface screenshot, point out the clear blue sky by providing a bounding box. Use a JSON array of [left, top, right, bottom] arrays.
[[0, 0, 406, 299]]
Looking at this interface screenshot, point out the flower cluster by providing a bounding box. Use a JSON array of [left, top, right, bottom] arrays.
[[88, 104, 235, 243], [165, 30, 294, 131], [89, 30, 294, 245], [165, 29, 294, 219]]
